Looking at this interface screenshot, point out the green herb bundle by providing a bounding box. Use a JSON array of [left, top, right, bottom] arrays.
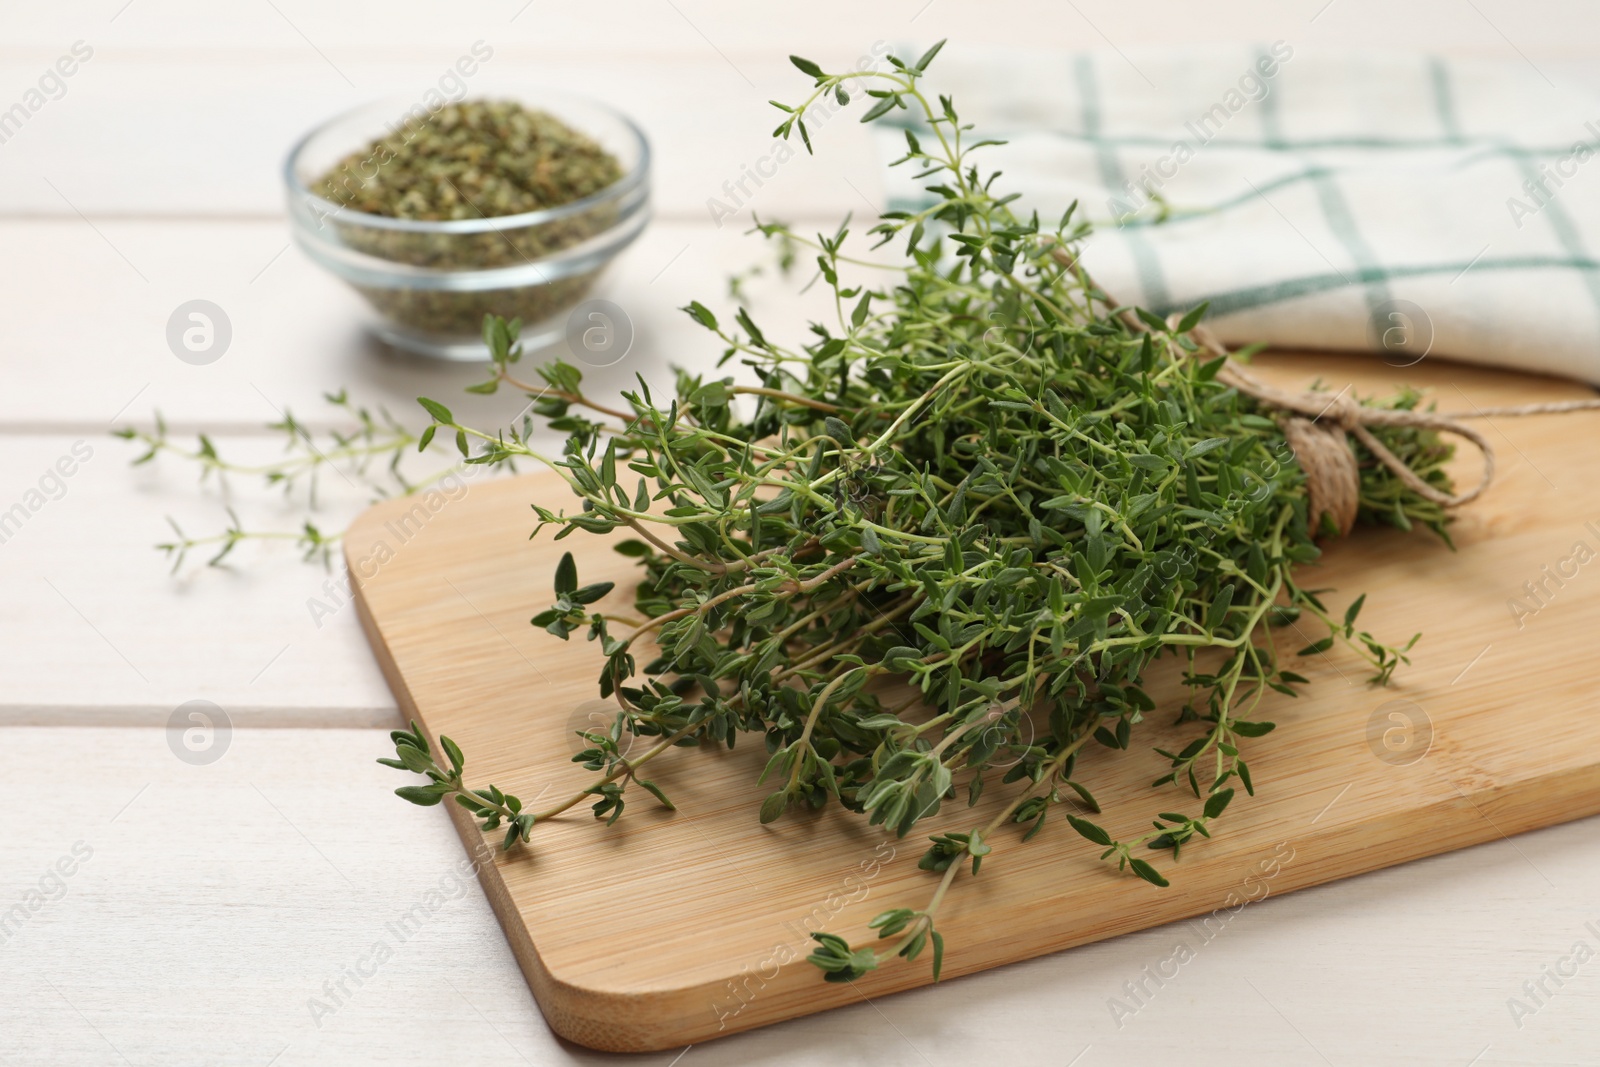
[[307, 44, 1462, 984]]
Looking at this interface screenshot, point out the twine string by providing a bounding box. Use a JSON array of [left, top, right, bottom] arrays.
[[1051, 250, 1600, 535]]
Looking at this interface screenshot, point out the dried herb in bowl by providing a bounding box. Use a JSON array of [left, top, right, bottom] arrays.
[[316, 100, 623, 224], [308, 99, 632, 342]]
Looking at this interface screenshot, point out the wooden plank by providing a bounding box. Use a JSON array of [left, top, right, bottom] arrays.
[[0, 432, 391, 722], [3, 42, 1596, 219], [346, 347, 1600, 1051], [0, 725, 543, 1065], [0, 53, 885, 219], [0, 216, 827, 430], [5, 727, 1598, 1065], [0, 218, 838, 433], [5, 1, 1598, 60]]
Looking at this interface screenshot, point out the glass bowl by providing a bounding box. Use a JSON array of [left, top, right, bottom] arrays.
[[284, 91, 650, 361]]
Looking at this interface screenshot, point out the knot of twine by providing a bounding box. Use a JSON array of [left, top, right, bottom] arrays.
[[1185, 319, 1499, 537], [1176, 320, 1600, 536], [1050, 246, 1600, 535]]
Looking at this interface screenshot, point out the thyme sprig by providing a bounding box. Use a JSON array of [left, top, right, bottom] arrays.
[[116, 390, 490, 570]]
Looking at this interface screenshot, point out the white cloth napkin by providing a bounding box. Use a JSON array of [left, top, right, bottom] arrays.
[[877, 46, 1600, 384]]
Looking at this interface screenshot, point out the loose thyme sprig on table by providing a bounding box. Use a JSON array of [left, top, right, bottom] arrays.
[[113, 390, 493, 570], [126, 41, 1456, 986]]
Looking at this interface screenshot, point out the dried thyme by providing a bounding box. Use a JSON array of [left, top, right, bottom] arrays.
[[313, 100, 627, 337], [315, 99, 622, 223]]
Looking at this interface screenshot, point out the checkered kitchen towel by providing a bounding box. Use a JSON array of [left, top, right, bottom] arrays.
[[876, 46, 1600, 383]]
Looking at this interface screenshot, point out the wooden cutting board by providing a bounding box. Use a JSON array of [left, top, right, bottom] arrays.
[[347, 351, 1600, 1053]]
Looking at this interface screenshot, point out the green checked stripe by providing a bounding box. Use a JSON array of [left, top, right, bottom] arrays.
[[1151, 255, 1600, 319], [1075, 54, 1171, 309], [1430, 57, 1467, 145], [887, 136, 1600, 238], [879, 113, 1595, 155], [1258, 48, 1287, 150], [1308, 170, 1391, 311], [1511, 154, 1600, 325], [1255, 47, 1390, 315], [1113, 142, 1587, 231]]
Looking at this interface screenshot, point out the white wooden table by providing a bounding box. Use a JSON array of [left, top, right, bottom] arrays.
[[5, 3, 1599, 1064]]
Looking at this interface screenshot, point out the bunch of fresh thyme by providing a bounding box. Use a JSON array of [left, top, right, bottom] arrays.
[[126, 42, 1455, 985], [376, 44, 1455, 984]]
